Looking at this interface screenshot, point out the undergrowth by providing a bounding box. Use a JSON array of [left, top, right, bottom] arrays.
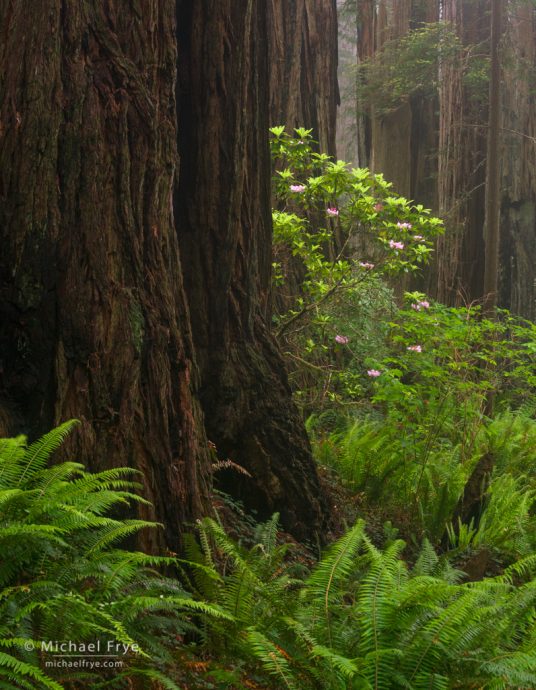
[[2, 424, 536, 689], [0, 422, 226, 690], [180, 515, 536, 689]]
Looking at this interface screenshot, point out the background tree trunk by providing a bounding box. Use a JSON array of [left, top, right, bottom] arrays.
[[453, 0, 504, 528], [175, 1, 328, 542], [0, 0, 208, 552], [419, 0, 534, 317], [268, 0, 339, 156], [498, 1, 536, 320], [431, 0, 489, 306], [483, 0, 503, 314]]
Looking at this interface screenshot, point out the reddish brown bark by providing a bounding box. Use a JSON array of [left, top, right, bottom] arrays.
[[427, 0, 534, 317], [498, 2, 536, 320], [0, 0, 209, 552], [482, 0, 503, 314], [432, 0, 489, 306], [0, 0, 335, 547], [175, 1, 328, 542]]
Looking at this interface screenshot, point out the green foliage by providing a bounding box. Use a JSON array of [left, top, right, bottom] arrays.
[[308, 297, 536, 549], [355, 23, 461, 115], [270, 128, 441, 288], [445, 411, 536, 558], [339, 11, 490, 118], [182, 516, 536, 689], [0, 423, 225, 689], [4, 421, 535, 689], [270, 129, 536, 566]]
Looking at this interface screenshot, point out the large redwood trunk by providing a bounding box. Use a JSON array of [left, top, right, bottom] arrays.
[[0, 0, 210, 552], [175, 1, 327, 542], [1, 0, 334, 548]]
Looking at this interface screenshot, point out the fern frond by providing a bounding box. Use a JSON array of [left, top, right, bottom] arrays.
[[17, 420, 79, 485], [307, 519, 365, 645], [245, 629, 298, 690], [0, 651, 63, 690]]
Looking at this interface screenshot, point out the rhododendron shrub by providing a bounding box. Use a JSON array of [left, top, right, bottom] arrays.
[[269, 127, 443, 410]]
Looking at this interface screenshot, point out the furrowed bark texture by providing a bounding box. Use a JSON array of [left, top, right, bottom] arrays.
[[0, 0, 209, 552], [175, 1, 327, 542], [268, 0, 339, 155], [1, 0, 334, 546]]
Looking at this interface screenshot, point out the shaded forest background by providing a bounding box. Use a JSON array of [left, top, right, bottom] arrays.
[[337, 0, 535, 318]]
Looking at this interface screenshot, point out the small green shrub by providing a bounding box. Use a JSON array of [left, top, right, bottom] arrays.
[[270, 127, 443, 413]]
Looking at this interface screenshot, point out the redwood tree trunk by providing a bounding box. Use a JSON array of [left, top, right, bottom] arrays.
[[483, 0, 502, 314], [453, 0, 504, 528], [175, 1, 327, 542], [0, 0, 209, 552], [0, 0, 332, 548], [498, 1, 536, 320], [268, 0, 339, 156]]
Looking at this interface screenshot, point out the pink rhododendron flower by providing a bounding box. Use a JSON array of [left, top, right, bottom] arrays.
[[359, 261, 375, 269], [407, 345, 422, 352], [413, 234, 424, 241], [290, 184, 306, 193], [374, 203, 383, 212], [367, 369, 381, 377], [411, 300, 430, 311], [397, 221, 412, 229], [389, 240, 404, 250], [327, 207, 339, 217], [335, 335, 349, 344]]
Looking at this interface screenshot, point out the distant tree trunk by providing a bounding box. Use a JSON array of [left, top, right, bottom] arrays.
[[268, 0, 339, 156], [368, 0, 412, 198], [482, 0, 502, 315], [498, 1, 536, 320], [338, 0, 438, 200], [454, 0, 503, 527], [336, 0, 375, 167], [0, 0, 210, 552], [175, 1, 328, 542], [339, 0, 534, 317], [428, 0, 535, 317]]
